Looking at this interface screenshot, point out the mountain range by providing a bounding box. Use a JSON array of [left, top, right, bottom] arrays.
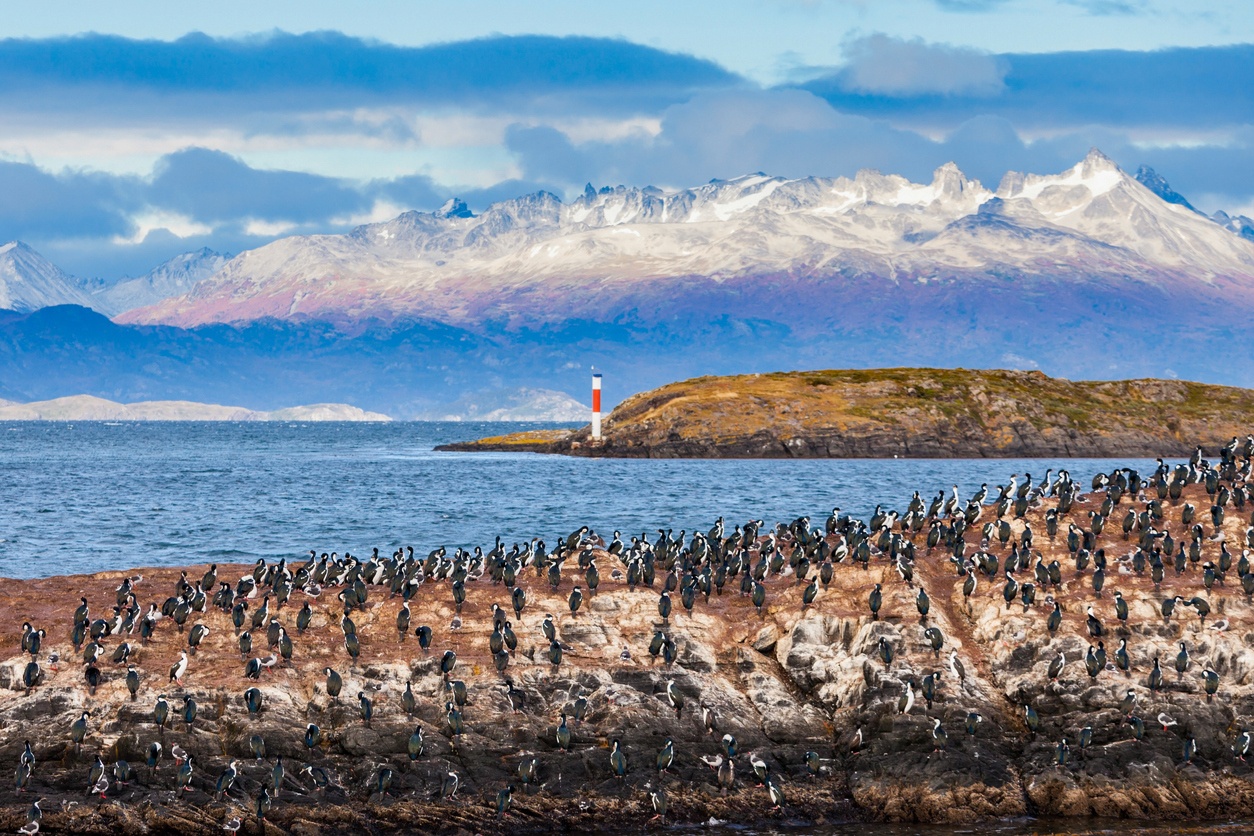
[[3, 149, 1254, 415], [124, 149, 1254, 329]]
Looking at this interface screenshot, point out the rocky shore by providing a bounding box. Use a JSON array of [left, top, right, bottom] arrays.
[[436, 368, 1254, 458], [5, 447, 1254, 833]]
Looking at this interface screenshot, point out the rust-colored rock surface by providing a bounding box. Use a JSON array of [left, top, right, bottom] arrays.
[[4, 451, 1254, 832]]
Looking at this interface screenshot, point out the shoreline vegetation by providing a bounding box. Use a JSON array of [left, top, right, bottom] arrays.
[[4, 438, 1254, 832], [436, 368, 1254, 459]]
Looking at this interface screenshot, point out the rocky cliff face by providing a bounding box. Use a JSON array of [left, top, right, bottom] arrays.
[[4, 464, 1254, 832], [439, 368, 1254, 459]]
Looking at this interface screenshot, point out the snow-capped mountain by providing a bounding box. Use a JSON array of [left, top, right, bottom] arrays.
[[125, 149, 1254, 329], [84, 248, 229, 316], [0, 241, 98, 312]]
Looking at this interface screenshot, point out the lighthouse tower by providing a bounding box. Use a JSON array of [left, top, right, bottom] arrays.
[[591, 373, 603, 440]]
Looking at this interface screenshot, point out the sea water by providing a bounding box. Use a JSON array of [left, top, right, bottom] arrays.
[[0, 420, 1166, 579]]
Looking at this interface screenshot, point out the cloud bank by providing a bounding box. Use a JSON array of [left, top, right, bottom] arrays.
[[0, 30, 1249, 279]]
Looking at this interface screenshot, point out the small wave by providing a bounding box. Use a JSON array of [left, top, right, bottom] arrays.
[[204, 548, 263, 558]]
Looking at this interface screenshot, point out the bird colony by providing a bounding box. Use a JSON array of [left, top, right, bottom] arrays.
[[5, 437, 1254, 832]]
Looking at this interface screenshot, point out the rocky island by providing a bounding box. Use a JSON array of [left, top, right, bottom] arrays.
[[436, 368, 1254, 458], [4, 442, 1254, 833]]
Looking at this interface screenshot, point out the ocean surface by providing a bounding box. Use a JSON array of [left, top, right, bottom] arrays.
[[0, 420, 1170, 580]]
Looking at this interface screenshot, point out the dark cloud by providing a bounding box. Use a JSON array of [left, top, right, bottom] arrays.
[[0, 160, 139, 241], [802, 42, 1254, 131], [503, 125, 592, 184], [38, 229, 264, 282], [371, 173, 446, 214], [0, 32, 742, 120], [149, 148, 370, 224]]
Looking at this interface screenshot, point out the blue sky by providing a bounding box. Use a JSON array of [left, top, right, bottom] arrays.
[[1, 0, 1251, 278]]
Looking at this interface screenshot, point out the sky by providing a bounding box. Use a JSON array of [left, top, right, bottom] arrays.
[[1, 0, 1251, 278]]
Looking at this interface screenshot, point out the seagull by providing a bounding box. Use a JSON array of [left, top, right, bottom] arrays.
[[1158, 713, 1178, 731], [1209, 618, 1230, 633]]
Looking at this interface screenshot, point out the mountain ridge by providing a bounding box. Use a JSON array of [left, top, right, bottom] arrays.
[[125, 149, 1254, 329]]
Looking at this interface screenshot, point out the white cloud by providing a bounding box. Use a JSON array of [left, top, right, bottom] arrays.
[[112, 210, 212, 244], [838, 34, 1008, 96], [243, 218, 299, 237]]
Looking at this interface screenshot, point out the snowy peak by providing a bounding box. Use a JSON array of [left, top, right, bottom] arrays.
[[0, 241, 97, 313], [997, 148, 1123, 202], [436, 198, 474, 219], [989, 151, 1254, 276], [88, 248, 230, 316]]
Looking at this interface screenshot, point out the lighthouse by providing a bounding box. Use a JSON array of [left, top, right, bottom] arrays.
[[591, 373, 603, 440]]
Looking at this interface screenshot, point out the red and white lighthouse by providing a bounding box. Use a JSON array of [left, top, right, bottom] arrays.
[[591, 373, 603, 440]]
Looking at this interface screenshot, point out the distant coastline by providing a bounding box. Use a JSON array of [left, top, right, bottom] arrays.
[[0, 394, 391, 422]]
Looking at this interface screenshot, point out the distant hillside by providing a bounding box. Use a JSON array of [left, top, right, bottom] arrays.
[[439, 368, 1254, 458], [0, 394, 390, 421]]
